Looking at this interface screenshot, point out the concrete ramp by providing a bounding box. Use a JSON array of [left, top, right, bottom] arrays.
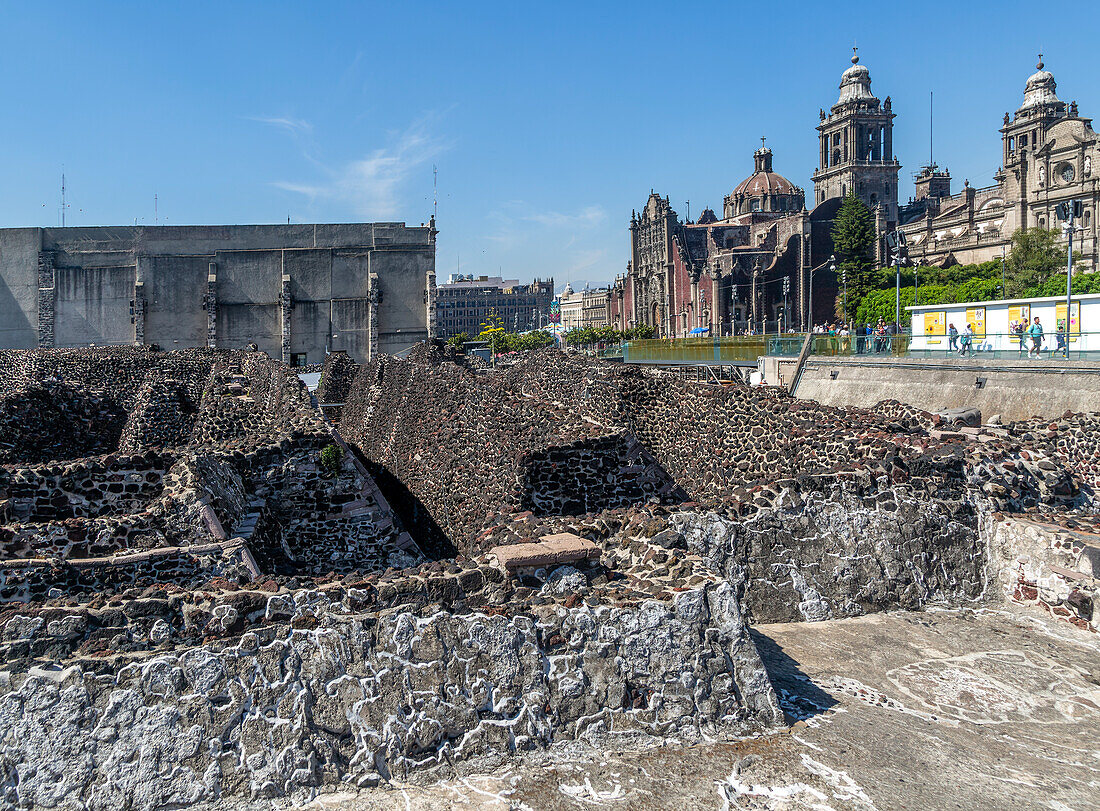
[[793, 356, 1100, 421]]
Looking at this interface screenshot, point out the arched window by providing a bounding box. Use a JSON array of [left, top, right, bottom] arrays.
[[871, 193, 878, 206], [841, 184, 847, 196], [750, 198, 761, 212], [1084, 210, 1092, 228], [1038, 216, 1046, 228]]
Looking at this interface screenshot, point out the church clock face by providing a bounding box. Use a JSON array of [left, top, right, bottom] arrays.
[[1060, 163, 1076, 183]]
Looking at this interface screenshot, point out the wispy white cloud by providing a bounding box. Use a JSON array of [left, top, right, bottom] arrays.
[[272, 119, 446, 219], [248, 115, 314, 136], [486, 202, 607, 245], [522, 205, 606, 228]]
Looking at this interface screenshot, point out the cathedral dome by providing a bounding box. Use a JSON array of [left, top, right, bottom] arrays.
[[733, 169, 798, 198], [725, 146, 804, 217]]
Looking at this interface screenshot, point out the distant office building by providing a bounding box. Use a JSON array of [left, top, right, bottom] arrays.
[[557, 284, 584, 331], [0, 222, 436, 364], [435, 275, 554, 338], [555, 284, 613, 331]]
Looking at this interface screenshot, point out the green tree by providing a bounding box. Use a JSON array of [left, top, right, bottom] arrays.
[[831, 192, 877, 321], [445, 332, 469, 350], [1004, 227, 1068, 297]]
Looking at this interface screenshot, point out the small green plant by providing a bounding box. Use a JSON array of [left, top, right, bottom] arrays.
[[320, 443, 345, 474]]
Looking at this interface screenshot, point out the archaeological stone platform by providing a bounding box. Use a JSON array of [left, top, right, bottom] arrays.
[[792, 355, 1100, 421], [0, 344, 1097, 807]]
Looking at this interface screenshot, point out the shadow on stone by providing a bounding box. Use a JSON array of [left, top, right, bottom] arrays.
[[358, 452, 457, 560], [750, 627, 839, 724]]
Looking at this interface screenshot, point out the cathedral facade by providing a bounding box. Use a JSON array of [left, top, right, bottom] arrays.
[[616, 53, 1098, 338], [897, 59, 1098, 272], [615, 52, 897, 336]]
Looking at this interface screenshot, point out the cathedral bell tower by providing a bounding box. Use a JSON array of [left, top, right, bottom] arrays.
[[812, 49, 900, 234]]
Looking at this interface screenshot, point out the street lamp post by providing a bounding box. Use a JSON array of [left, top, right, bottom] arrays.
[[828, 255, 836, 328], [1057, 199, 1083, 358], [782, 276, 790, 333], [886, 230, 906, 328], [841, 267, 848, 327]]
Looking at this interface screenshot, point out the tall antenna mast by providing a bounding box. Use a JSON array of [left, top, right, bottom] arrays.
[[155, 193, 158, 225], [929, 91, 934, 168], [433, 164, 438, 220], [60, 170, 66, 227]]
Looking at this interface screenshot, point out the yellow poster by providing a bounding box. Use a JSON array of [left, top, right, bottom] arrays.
[[1054, 301, 1081, 335], [923, 311, 946, 336], [1008, 304, 1030, 343], [965, 307, 986, 339]]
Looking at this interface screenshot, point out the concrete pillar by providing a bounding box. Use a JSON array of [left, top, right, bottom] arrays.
[[425, 268, 437, 339], [36, 253, 55, 348], [205, 263, 217, 348], [280, 273, 292, 364], [132, 281, 146, 346], [368, 271, 380, 361], [133, 256, 147, 347]]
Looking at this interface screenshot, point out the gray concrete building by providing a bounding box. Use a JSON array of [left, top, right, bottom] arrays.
[[0, 221, 436, 364]]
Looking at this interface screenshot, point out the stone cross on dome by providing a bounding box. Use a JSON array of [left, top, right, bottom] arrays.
[[760, 136, 766, 149], [852, 45, 858, 64]]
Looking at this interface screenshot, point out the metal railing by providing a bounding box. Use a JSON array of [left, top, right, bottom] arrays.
[[622, 336, 778, 365], [617, 331, 1100, 365]]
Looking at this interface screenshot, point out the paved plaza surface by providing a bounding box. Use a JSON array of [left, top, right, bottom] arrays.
[[285, 606, 1100, 811]]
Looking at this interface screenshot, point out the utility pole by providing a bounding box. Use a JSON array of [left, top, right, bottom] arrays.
[[1001, 244, 1007, 299]]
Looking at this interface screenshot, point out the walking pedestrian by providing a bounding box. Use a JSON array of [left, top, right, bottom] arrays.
[[1027, 317, 1044, 358], [1052, 320, 1068, 358], [948, 323, 959, 352], [959, 323, 974, 357], [1012, 320, 1026, 357]]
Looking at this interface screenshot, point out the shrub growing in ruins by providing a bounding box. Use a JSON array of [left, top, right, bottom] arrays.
[[320, 442, 345, 474], [446, 332, 469, 350]]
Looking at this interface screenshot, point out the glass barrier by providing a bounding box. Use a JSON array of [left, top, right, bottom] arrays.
[[904, 331, 1100, 361]]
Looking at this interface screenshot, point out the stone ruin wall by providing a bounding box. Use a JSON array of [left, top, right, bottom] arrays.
[[0, 343, 1093, 807], [331, 347, 1084, 623], [0, 580, 778, 809], [0, 348, 413, 601]]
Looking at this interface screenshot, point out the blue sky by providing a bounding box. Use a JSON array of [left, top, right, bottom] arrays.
[[1, 2, 1097, 289]]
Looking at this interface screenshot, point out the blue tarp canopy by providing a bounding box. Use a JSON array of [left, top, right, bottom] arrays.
[[688, 326, 710, 335]]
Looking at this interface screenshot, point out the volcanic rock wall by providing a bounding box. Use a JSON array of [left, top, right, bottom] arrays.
[[0, 578, 779, 807], [0, 348, 415, 599], [336, 346, 675, 557]]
